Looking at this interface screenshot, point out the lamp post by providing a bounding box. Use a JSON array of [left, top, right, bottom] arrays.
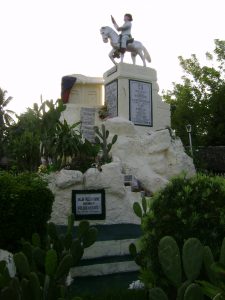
[[186, 124, 193, 157]]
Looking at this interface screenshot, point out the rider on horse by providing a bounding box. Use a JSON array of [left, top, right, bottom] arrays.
[[111, 14, 133, 58]]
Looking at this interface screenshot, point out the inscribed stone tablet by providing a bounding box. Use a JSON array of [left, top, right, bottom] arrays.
[[80, 107, 95, 142], [129, 80, 152, 126], [105, 80, 118, 118]]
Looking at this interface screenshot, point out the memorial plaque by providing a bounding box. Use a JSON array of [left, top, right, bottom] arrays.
[[105, 80, 118, 118], [80, 107, 96, 142], [72, 189, 106, 220], [129, 80, 152, 126]]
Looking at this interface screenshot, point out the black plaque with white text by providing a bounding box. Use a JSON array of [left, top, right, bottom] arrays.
[[72, 189, 106, 220], [129, 80, 152, 126], [105, 80, 118, 118]]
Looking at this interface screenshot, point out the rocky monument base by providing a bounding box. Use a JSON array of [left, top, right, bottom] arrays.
[[49, 117, 195, 227]]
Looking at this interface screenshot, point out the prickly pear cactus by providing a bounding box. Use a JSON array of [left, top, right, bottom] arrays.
[[219, 237, 225, 265], [133, 202, 143, 218], [183, 283, 204, 300], [213, 294, 224, 299], [0, 214, 97, 300], [182, 238, 203, 281], [45, 249, 58, 276], [28, 272, 42, 299], [13, 252, 30, 278], [149, 287, 169, 300], [94, 124, 118, 163], [176, 280, 191, 300], [203, 246, 216, 284], [158, 236, 182, 287]]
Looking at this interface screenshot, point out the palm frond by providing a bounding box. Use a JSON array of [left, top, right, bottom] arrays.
[[5, 109, 15, 115], [4, 114, 15, 126], [2, 96, 13, 107]]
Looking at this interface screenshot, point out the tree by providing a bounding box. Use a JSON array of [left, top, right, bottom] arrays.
[[0, 88, 15, 161], [0, 88, 15, 128], [6, 99, 66, 171], [5, 98, 99, 172], [54, 120, 82, 167], [7, 107, 42, 171], [163, 39, 225, 147]]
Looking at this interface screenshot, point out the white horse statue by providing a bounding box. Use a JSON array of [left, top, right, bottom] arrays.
[[100, 26, 151, 67]]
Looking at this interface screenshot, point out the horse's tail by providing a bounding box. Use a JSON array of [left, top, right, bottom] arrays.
[[142, 46, 151, 63]]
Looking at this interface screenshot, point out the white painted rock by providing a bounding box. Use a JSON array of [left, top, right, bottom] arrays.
[[104, 118, 195, 192], [145, 129, 171, 154], [55, 169, 83, 189], [84, 162, 125, 197], [105, 117, 137, 136], [0, 249, 16, 277]]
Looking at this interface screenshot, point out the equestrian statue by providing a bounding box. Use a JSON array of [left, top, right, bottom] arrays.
[[100, 13, 151, 67]]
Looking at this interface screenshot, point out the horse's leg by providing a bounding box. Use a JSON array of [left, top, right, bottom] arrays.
[[109, 49, 117, 65], [137, 49, 146, 67], [131, 52, 137, 65], [120, 53, 124, 63]]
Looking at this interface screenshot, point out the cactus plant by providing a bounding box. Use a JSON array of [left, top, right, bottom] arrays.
[[182, 238, 203, 281], [13, 252, 30, 278], [94, 124, 118, 163], [133, 202, 143, 219], [158, 236, 182, 288], [131, 235, 207, 299], [0, 214, 97, 300], [176, 280, 192, 300], [133, 197, 149, 220], [28, 272, 41, 300], [183, 283, 204, 300], [149, 287, 169, 300], [55, 254, 73, 281], [45, 249, 58, 277], [213, 294, 224, 300], [203, 246, 216, 284], [219, 237, 225, 265]]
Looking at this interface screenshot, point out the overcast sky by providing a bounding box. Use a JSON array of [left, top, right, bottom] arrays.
[[1, 0, 224, 114]]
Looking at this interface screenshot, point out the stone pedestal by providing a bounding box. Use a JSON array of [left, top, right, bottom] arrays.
[[103, 63, 170, 132]]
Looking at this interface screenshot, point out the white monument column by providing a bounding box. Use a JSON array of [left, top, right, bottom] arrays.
[[103, 62, 171, 132]]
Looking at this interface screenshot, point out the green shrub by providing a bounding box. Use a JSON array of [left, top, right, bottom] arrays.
[[0, 172, 54, 251], [139, 174, 225, 288]]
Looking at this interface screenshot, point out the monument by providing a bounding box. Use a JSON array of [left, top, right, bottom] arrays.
[[56, 18, 194, 215], [49, 20, 195, 278]]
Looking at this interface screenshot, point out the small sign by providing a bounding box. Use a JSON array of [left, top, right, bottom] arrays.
[[105, 80, 118, 118], [129, 80, 153, 126], [72, 189, 106, 220], [124, 174, 134, 186]]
